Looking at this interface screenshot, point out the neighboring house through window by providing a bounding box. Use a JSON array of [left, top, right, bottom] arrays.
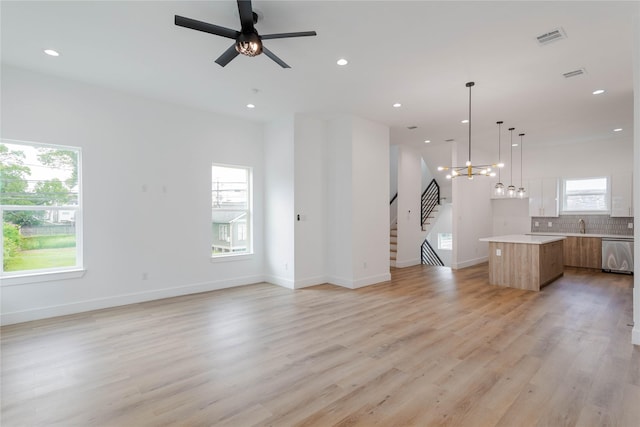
[[211, 164, 252, 256], [1, 140, 83, 277]]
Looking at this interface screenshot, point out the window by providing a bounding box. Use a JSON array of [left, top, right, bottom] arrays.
[[437, 233, 452, 250], [561, 177, 609, 213], [212, 164, 252, 257], [1, 140, 82, 277]]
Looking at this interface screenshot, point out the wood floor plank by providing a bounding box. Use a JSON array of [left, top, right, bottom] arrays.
[[1, 264, 637, 426]]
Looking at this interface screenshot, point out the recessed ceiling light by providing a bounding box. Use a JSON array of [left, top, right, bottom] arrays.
[[512, 143, 518, 147], [246, 103, 255, 109], [336, 58, 348, 66], [424, 140, 431, 144], [613, 128, 623, 132], [393, 103, 401, 108], [44, 49, 60, 57], [461, 119, 469, 124], [592, 89, 605, 95]]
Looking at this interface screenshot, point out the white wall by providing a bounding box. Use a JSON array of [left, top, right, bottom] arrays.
[[632, 5, 640, 346], [396, 145, 423, 268], [452, 142, 493, 269], [293, 115, 327, 288], [492, 198, 530, 235], [1, 65, 265, 324], [351, 117, 391, 287], [427, 202, 453, 267], [264, 117, 295, 288], [327, 116, 391, 288]]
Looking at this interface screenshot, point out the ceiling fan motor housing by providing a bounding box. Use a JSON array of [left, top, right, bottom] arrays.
[[235, 32, 262, 56]]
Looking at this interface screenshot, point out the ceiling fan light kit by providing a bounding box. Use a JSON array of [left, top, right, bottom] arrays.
[[175, 0, 317, 68]]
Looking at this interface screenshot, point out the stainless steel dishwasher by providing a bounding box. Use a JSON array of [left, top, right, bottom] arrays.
[[601, 238, 634, 274]]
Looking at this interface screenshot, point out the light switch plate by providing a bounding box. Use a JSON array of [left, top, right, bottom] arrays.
[[496, 249, 502, 256]]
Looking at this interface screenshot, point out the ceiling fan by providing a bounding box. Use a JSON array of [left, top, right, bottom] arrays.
[[175, 0, 317, 68]]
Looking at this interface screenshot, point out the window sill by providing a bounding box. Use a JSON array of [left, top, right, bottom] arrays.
[[210, 253, 254, 263], [1, 269, 86, 286]]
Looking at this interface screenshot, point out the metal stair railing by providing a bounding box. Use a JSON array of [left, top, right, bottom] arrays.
[[421, 179, 440, 228], [421, 238, 444, 266]]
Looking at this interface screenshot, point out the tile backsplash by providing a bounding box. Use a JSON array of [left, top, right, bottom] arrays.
[[531, 215, 634, 236]]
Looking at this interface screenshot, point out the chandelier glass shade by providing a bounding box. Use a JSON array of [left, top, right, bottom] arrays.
[[494, 121, 505, 196], [507, 127, 516, 198], [517, 133, 526, 198], [437, 82, 500, 180]]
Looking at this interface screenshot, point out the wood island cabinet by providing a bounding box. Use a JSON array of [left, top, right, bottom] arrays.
[[563, 236, 602, 269]]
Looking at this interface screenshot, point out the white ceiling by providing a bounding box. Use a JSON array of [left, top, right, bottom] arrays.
[[1, 1, 636, 155]]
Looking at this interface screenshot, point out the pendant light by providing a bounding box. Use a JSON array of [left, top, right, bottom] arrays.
[[507, 127, 516, 197], [517, 133, 526, 198], [437, 82, 498, 180], [494, 121, 505, 196]]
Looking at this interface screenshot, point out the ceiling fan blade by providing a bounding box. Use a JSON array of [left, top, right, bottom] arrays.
[[215, 44, 240, 67], [175, 15, 239, 39], [237, 0, 255, 33], [262, 46, 290, 68], [261, 31, 317, 40]]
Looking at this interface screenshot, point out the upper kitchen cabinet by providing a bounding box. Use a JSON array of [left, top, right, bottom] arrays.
[[611, 173, 633, 217], [529, 178, 559, 217]]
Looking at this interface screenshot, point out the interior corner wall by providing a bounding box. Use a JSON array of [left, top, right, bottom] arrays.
[[326, 117, 354, 285], [0, 65, 265, 324], [264, 117, 295, 289], [293, 115, 327, 288], [396, 145, 423, 268], [451, 142, 493, 269], [326, 116, 390, 288], [632, 4, 639, 346], [351, 117, 391, 287]]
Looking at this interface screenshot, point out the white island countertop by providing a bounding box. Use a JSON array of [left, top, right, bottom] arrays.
[[479, 234, 566, 245]]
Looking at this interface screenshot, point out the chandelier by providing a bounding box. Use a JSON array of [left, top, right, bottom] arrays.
[[438, 82, 500, 180]]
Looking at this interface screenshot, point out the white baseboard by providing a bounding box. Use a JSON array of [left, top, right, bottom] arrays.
[[294, 275, 327, 289], [264, 275, 295, 289], [395, 258, 421, 268], [0, 275, 264, 326], [328, 272, 391, 289], [452, 256, 488, 270]]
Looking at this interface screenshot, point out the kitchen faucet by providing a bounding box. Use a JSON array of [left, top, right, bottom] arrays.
[[578, 218, 585, 234]]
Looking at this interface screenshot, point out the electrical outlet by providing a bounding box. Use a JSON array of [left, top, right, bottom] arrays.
[[548, 222, 553, 227], [534, 221, 539, 227], [628, 223, 633, 229], [496, 249, 502, 256]]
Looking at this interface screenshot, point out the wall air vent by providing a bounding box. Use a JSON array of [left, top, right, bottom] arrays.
[[563, 68, 587, 78], [407, 126, 418, 130], [536, 27, 567, 45]]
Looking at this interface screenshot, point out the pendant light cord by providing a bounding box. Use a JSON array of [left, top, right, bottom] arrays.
[[520, 133, 525, 186], [497, 121, 503, 182], [468, 83, 472, 164], [509, 128, 515, 185]]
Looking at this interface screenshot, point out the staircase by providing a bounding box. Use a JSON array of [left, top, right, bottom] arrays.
[[390, 221, 398, 267]]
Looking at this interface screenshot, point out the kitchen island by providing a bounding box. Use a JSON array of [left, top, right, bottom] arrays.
[[479, 234, 566, 291]]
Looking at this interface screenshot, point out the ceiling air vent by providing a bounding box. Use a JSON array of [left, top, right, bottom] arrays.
[[407, 126, 418, 130], [563, 68, 586, 79], [536, 27, 567, 45]]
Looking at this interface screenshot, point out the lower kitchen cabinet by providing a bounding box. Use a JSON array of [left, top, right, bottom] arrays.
[[563, 236, 602, 269]]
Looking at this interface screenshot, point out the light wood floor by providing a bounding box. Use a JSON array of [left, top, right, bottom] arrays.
[[1, 264, 638, 426]]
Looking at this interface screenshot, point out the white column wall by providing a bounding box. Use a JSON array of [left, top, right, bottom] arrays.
[[293, 115, 328, 288], [632, 5, 640, 346], [351, 118, 391, 287], [1, 66, 265, 324], [264, 117, 295, 288], [326, 117, 355, 285], [451, 142, 493, 269], [396, 145, 423, 268]]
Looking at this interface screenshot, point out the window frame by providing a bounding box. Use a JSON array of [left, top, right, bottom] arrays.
[[560, 176, 610, 215], [211, 163, 253, 259], [1, 139, 84, 283]]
